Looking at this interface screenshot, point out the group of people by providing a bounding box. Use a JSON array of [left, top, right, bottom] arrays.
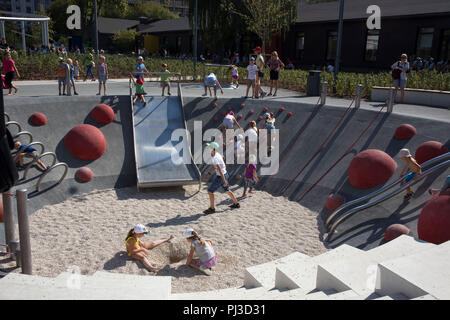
[[410, 56, 450, 73], [125, 224, 216, 276], [202, 46, 287, 100]]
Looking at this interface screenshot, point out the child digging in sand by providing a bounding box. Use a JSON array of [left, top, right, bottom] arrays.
[[399, 148, 422, 200], [125, 224, 174, 272], [184, 228, 216, 276], [242, 154, 258, 197]]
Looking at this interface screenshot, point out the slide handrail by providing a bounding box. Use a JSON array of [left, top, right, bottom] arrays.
[[325, 158, 450, 241], [326, 152, 450, 228]]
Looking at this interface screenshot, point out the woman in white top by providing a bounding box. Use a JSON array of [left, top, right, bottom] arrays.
[[184, 228, 216, 275], [391, 53, 410, 103]]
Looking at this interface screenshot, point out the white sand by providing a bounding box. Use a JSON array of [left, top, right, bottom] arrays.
[[1, 184, 328, 293]]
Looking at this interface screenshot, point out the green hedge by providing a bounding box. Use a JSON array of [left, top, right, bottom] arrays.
[[10, 51, 450, 98]]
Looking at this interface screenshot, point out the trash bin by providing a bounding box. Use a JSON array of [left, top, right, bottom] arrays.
[[306, 70, 321, 96]]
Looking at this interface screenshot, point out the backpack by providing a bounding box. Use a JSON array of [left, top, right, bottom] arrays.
[[0, 130, 19, 192], [392, 61, 401, 80]]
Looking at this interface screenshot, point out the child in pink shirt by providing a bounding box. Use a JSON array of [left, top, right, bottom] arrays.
[[2, 52, 20, 95], [242, 154, 258, 197]]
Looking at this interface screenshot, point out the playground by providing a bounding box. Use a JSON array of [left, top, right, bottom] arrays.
[[1, 69, 449, 297]]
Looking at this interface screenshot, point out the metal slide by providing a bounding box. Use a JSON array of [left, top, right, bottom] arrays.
[[131, 81, 201, 189], [325, 152, 450, 241]]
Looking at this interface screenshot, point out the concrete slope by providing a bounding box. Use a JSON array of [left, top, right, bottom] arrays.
[[183, 97, 450, 250], [132, 95, 200, 188]]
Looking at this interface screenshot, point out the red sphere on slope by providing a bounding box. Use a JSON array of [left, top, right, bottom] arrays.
[[29, 112, 47, 126], [418, 190, 450, 244], [325, 193, 345, 211], [91, 104, 114, 124], [348, 149, 397, 189], [394, 124, 416, 140], [414, 141, 448, 165], [64, 124, 106, 161], [75, 167, 94, 183], [384, 224, 410, 242]]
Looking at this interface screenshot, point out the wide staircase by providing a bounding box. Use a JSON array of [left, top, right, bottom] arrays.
[[0, 235, 448, 300]]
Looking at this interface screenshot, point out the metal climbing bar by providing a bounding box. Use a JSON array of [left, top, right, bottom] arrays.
[[12, 141, 44, 157], [325, 158, 450, 241], [4, 112, 9, 122], [325, 152, 450, 229], [35, 162, 69, 192], [6, 121, 22, 134], [203, 63, 233, 84], [12, 131, 34, 146], [22, 151, 57, 180]]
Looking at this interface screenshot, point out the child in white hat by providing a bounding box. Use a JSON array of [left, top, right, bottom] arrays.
[[184, 228, 216, 275], [399, 148, 422, 200], [125, 224, 174, 272]]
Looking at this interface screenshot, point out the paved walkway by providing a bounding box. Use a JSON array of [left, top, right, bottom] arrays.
[[6, 79, 449, 123]]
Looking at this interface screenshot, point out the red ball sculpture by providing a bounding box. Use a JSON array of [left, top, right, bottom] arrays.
[[287, 112, 293, 117], [418, 190, 450, 244], [279, 107, 285, 112], [29, 112, 47, 126], [213, 103, 218, 108], [91, 104, 114, 124], [237, 114, 243, 119], [249, 110, 255, 115], [384, 224, 410, 242], [213, 117, 220, 122], [241, 104, 245, 109], [415, 141, 448, 165], [263, 107, 269, 112], [258, 116, 263, 121], [394, 124, 416, 140], [75, 167, 94, 183], [348, 149, 397, 189], [64, 124, 106, 161], [325, 193, 345, 211]]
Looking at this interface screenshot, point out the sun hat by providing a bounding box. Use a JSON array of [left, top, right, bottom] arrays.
[[137, 56, 143, 60], [58, 57, 64, 61], [264, 112, 271, 119], [134, 224, 149, 235], [184, 228, 195, 238], [206, 142, 220, 150], [399, 148, 411, 158], [250, 57, 256, 61]]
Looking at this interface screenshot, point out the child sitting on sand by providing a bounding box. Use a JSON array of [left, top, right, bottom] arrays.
[[125, 224, 174, 273], [184, 228, 216, 276], [242, 154, 258, 197], [399, 148, 422, 200]]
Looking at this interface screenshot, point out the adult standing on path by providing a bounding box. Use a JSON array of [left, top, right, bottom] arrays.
[[253, 46, 266, 99], [2, 52, 20, 95], [391, 53, 410, 103], [203, 142, 240, 215], [267, 51, 285, 97]]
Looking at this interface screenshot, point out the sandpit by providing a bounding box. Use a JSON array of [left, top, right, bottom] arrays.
[[1, 184, 328, 294]]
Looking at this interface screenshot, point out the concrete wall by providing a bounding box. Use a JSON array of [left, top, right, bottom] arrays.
[[371, 86, 450, 109]]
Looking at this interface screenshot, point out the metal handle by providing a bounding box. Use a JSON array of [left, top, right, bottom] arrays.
[[22, 151, 57, 180], [4, 112, 10, 122], [325, 159, 450, 241], [12, 140, 44, 157], [12, 131, 34, 146], [6, 121, 22, 133], [35, 162, 69, 192]]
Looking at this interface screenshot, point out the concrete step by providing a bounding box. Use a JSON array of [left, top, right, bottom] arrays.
[[315, 235, 434, 295], [171, 286, 269, 300], [304, 291, 330, 300], [0, 273, 57, 287], [244, 252, 310, 289], [411, 294, 437, 300], [326, 289, 361, 300], [376, 240, 450, 299], [275, 244, 362, 291]]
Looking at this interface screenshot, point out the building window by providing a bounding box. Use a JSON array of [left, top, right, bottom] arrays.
[[416, 27, 434, 58], [296, 32, 305, 60], [364, 30, 379, 61], [439, 29, 450, 61], [326, 31, 337, 60]]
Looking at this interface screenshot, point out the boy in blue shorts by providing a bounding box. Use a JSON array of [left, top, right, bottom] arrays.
[[202, 73, 224, 99], [203, 142, 240, 215]]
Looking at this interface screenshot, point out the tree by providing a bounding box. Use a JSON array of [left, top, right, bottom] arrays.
[[112, 29, 139, 52], [124, 1, 178, 20], [226, 0, 297, 54]]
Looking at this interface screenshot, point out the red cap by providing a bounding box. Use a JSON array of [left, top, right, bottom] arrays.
[[253, 46, 262, 52]]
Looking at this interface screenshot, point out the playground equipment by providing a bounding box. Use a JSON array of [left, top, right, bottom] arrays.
[[202, 63, 235, 89], [129, 72, 201, 190]]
